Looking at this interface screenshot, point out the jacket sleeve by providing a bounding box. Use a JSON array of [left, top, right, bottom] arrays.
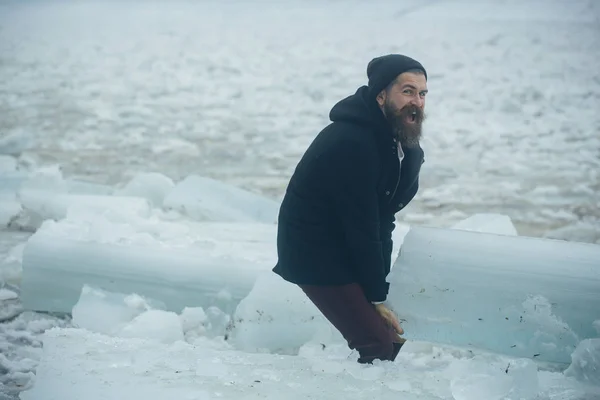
[[325, 139, 389, 302]]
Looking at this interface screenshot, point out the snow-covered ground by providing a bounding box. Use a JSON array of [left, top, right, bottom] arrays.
[[1, 0, 600, 398]]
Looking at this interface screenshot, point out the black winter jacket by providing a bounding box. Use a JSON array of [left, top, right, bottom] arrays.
[[273, 85, 424, 302]]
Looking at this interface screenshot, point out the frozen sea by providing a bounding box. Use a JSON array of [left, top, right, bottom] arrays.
[[1, 0, 600, 398], [1, 0, 598, 240]]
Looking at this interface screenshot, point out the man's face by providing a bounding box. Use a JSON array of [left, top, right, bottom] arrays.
[[377, 71, 428, 147]]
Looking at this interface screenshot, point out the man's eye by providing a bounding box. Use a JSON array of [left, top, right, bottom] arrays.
[[403, 89, 413, 95], [419, 91, 427, 97]]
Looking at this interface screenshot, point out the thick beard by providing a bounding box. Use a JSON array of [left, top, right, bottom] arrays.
[[383, 99, 425, 148]]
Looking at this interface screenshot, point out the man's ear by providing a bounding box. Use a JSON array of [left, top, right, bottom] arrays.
[[376, 90, 386, 107]]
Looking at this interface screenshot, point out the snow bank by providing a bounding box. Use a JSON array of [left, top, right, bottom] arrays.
[[162, 175, 279, 223], [19, 327, 599, 400], [387, 226, 600, 365]]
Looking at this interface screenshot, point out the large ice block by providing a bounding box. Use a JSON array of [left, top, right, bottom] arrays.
[[387, 226, 600, 365], [20, 220, 278, 315], [162, 175, 279, 223]]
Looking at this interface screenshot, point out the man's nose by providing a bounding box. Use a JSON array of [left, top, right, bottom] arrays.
[[410, 96, 425, 108]]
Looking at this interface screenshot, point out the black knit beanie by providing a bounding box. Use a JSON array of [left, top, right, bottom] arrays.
[[367, 54, 427, 97]]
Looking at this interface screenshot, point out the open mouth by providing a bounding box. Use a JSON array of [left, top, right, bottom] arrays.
[[405, 110, 418, 124]]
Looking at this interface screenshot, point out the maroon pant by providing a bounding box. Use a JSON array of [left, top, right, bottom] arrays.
[[299, 283, 404, 364]]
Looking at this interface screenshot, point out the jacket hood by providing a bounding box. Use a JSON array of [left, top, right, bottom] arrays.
[[329, 85, 385, 128]]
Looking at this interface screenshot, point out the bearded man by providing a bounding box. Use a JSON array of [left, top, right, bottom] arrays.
[[273, 54, 428, 364]]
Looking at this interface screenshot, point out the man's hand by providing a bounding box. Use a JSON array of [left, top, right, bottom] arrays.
[[374, 303, 404, 335]]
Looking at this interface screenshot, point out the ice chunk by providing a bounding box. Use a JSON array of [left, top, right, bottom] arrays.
[[115, 172, 175, 207], [0, 171, 26, 228], [0, 155, 17, 172], [163, 175, 279, 223], [119, 310, 184, 344], [544, 221, 600, 245], [0, 130, 34, 155], [228, 272, 341, 353], [0, 198, 22, 228], [0, 288, 18, 301], [180, 307, 208, 340], [18, 191, 151, 225], [16, 165, 113, 197], [451, 213, 518, 236], [20, 220, 278, 315], [71, 285, 184, 343], [18, 164, 65, 192], [0, 242, 26, 286], [0, 285, 22, 321], [1, 165, 115, 230], [203, 306, 231, 338], [1, 167, 114, 230], [449, 357, 539, 400], [180, 305, 231, 341], [0, 171, 26, 194], [564, 338, 600, 385], [387, 226, 600, 364], [71, 285, 165, 336]]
